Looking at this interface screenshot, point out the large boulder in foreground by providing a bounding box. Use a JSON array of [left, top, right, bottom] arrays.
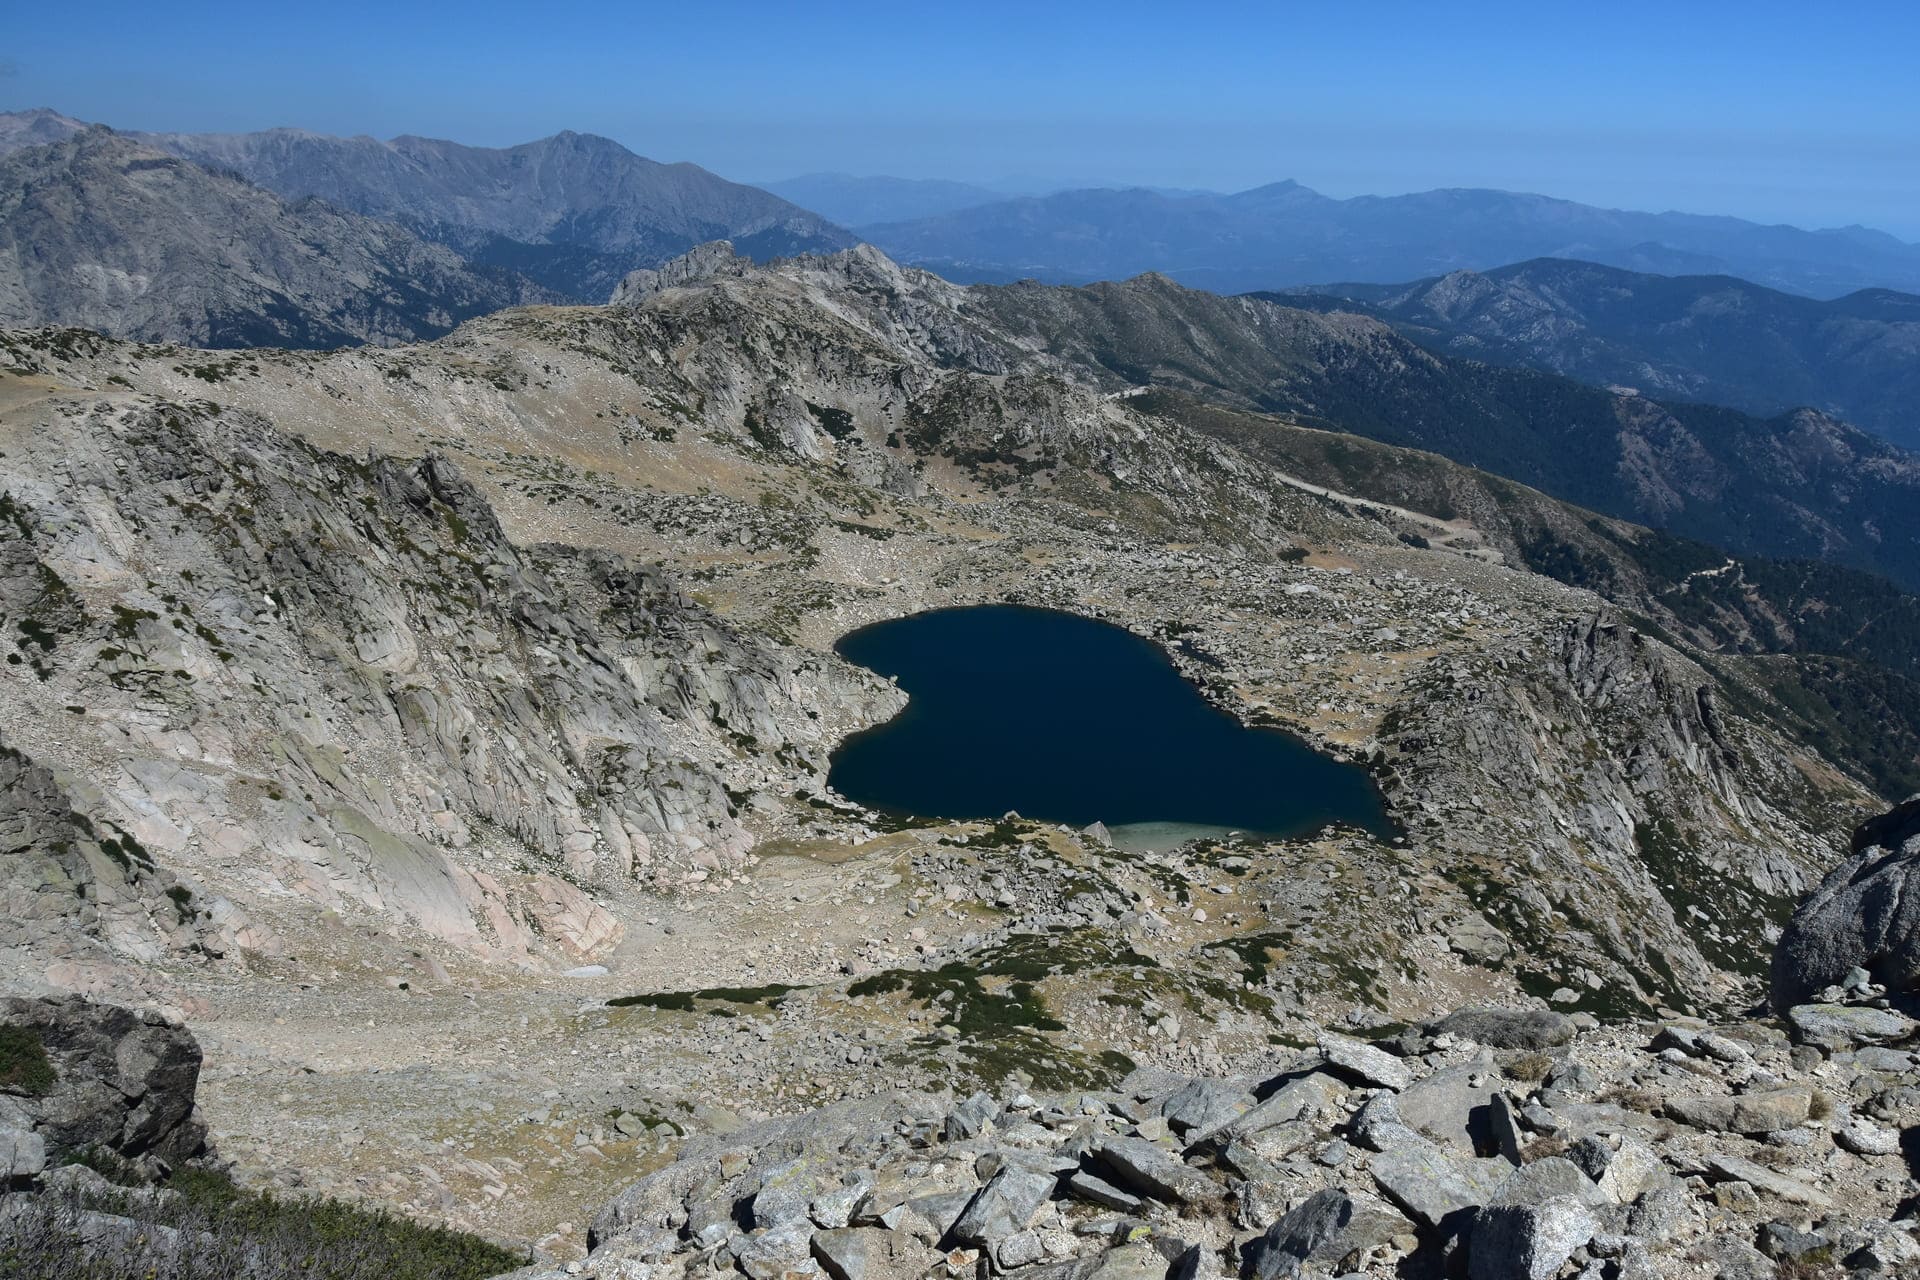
[[1771, 797, 1920, 1010], [0, 994, 209, 1174]]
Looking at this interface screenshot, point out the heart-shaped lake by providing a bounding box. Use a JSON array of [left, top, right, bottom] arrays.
[[827, 605, 1392, 847]]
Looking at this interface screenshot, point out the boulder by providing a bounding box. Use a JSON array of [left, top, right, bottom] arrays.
[[1705, 1155, 1831, 1208], [949, 1166, 1056, 1246], [0, 995, 208, 1173], [1065, 1170, 1143, 1213], [1394, 1064, 1502, 1155], [1095, 1137, 1217, 1205], [1771, 797, 1920, 1009], [1565, 1135, 1668, 1204], [1316, 1034, 1412, 1091], [1366, 1124, 1502, 1230], [735, 1217, 816, 1280], [945, 1092, 999, 1141], [0, 1123, 46, 1182], [1489, 1157, 1606, 1209], [1470, 1198, 1599, 1280], [1159, 1078, 1252, 1137], [1086, 1243, 1172, 1280], [1663, 1088, 1811, 1135], [1241, 1189, 1411, 1279], [1190, 1073, 1340, 1149]]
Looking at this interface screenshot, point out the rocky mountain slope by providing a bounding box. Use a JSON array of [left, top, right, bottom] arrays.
[[858, 180, 1920, 299], [137, 123, 855, 300], [0, 243, 1891, 1251], [1275, 259, 1920, 451], [1129, 390, 1920, 800], [966, 274, 1920, 593], [0, 128, 551, 347]]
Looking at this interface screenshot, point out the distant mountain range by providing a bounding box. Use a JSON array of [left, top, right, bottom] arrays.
[[1267, 259, 1920, 450], [0, 127, 550, 347], [967, 271, 1920, 591], [0, 107, 854, 313], [756, 173, 1008, 228], [855, 180, 1920, 299]]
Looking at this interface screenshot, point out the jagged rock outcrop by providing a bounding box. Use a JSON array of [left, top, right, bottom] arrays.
[[0, 995, 210, 1176], [610, 240, 755, 305], [1377, 610, 1840, 1015], [0, 739, 235, 966], [1771, 797, 1920, 1009]]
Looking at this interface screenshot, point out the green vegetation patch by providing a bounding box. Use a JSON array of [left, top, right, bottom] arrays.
[[850, 928, 1160, 1091], [608, 982, 800, 1015], [8, 1162, 525, 1280], [0, 1024, 55, 1096]]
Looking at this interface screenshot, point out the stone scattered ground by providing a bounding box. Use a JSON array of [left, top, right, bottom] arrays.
[[521, 984, 1920, 1280]]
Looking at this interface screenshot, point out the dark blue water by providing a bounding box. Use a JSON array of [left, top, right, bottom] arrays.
[[827, 605, 1392, 840]]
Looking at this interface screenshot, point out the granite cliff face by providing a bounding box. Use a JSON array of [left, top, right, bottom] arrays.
[[0, 369, 893, 982]]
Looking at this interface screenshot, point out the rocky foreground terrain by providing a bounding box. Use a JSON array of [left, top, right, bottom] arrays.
[[5, 799, 1919, 1278], [0, 243, 1908, 1272]]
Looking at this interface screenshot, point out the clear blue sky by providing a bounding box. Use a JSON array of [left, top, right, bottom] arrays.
[[6, 0, 1918, 236]]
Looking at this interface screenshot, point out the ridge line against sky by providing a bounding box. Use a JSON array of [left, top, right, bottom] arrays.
[[5, 0, 1918, 237]]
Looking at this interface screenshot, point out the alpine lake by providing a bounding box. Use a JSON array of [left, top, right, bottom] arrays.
[[826, 605, 1392, 851]]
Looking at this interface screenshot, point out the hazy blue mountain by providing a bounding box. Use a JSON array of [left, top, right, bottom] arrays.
[[0, 107, 88, 156], [0, 128, 549, 347], [1271, 258, 1920, 450], [133, 123, 856, 301], [863, 181, 1920, 298], [757, 173, 1006, 227]]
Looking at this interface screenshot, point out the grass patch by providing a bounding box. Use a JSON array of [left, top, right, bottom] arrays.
[[0, 1025, 54, 1096], [608, 982, 800, 1014], [0, 1163, 525, 1279]]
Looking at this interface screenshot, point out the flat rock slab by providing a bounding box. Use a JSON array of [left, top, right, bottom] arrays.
[[1317, 1034, 1413, 1091], [1159, 1078, 1253, 1136], [1706, 1155, 1832, 1208], [949, 1166, 1056, 1246], [1395, 1065, 1501, 1154], [1366, 1124, 1502, 1229], [1243, 1188, 1412, 1280], [1785, 1004, 1917, 1052], [813, 1227, 938, 1280], [1664, 1088, 1811, 1135], [1096, 1137, 1217, 1205], [1086, 1243, 1172, 1280]]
